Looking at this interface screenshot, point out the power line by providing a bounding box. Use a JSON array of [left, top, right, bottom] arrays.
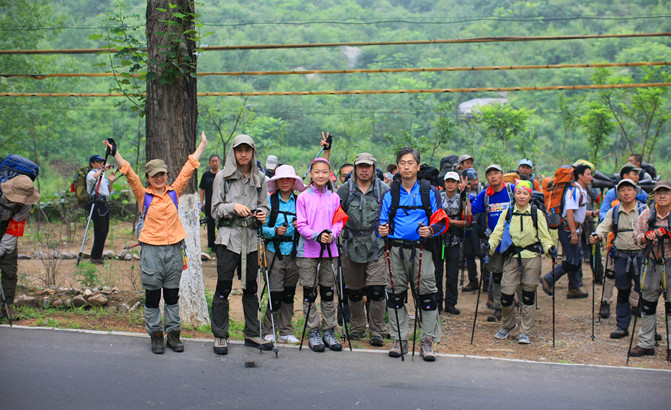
[[3, 61, 669, 79], [2, 32, 669, 55], [2, 82, 669, 98]]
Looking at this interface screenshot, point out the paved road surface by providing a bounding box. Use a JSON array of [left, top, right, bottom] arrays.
[[1, 326, 669, 409]]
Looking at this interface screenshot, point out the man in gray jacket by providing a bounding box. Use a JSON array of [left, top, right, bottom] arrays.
[[210, 134, 271, 355], [337, 153, 389, 347]]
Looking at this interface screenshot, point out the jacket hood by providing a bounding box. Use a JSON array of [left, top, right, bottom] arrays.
[[222, 134, 262, 188]]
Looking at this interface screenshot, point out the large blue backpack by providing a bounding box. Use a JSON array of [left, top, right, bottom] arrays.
[[0, 155, 39, 196]]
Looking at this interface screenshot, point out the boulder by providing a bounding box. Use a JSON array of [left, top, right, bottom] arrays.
[[83, 289, 93, 297], [72, 295, 87, 308], [87, 294, 108, 307], [14, 295, 38, 307], [102, 250, 116, 259], [52, 299, 64, 308], [17, 254, 31, 260]]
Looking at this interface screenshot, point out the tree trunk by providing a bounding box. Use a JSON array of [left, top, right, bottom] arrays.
[[146, 0, 209, 326]]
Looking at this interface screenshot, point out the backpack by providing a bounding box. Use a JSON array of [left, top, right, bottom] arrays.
[[641, 163, 657, 181], [136, 190, 179, 239], [71, 166, 92, 206], [500, 204, 541, 254], [475, 183, 515, 239], [418, 164, 440, 187], [267, 191, 299, 257], [342, 178, 383, 213], [542, 165, 577, 229], [387, 176, 433, 236], [0, 154, 39, 196]]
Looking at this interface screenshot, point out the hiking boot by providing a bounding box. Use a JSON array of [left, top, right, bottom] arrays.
[[90, 258, 104, 265], [322, 328, 342, 351], [308, 330, 325, 352], [419, 336, 436, 362], [486, 295, 495, 310], [462, 280, 479, 292], [599, 301, 610, 319], [277, 334, 300, 344], [487, 309, 502, 322], [349, 331, 365, 340], [495, 323, 517, 340], [540, 276, 553, 296], [369, 335, 384, 347], [245, 336, 274, 351], [629, 345, 655, 357], [166, 330, 184, 352], [567, 287, 588, 299], [213, 337, 229, 355], [444, 304, 460, 315], [656, 332, 662, 342], [388, 340, 408, 358], [518, 332, 530, 344], [150, 331, 164, 354], [610, 327, 629, 339]]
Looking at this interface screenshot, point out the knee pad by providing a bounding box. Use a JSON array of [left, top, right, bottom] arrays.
[[145, 289, 161, 309], [501, 292, 515, 307], [163, 288, 179, 305], [282, 286, 296, 304], [387, 291, 407, 310], [366, 285, 386, 302], [522, 290, 535, 306], [215, 280, 232, 300], [320, 285, 335, 302], [242, 281, 258, 296], [303, 287, 317, 303], [419, 293, 438, 311], [492, 271, 503, 284], [348, 288, 365, 302], [269, 291, 283, 312], [641, 299, 658, 316], [617, 288, 631, 304]]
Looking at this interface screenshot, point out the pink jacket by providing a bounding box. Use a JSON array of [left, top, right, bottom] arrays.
[[296, 184, 343, 258]]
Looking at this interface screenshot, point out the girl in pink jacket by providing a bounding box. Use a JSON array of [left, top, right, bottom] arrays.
[[296, 158, 348, 352]]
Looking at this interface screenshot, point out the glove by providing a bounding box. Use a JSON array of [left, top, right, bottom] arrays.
[[481, 241, 490, 254], [324, 134, 333, 151], [549, 245, 558, 259], [106, 137, 117, 156]]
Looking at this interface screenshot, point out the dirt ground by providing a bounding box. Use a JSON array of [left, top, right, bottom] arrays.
[[13, 219, 671, 370]]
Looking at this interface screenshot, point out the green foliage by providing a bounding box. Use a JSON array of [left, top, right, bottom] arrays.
[[74, 262, 101, 288], [579, 101, 614, 168]]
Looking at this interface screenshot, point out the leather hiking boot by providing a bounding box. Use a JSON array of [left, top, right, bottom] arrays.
[[419, 335, 436, 362], [308, 330, 325, 352], [150, 331, 164, 354], [213, 337, 229, 355], [166, 330, 184, 352], [629, 345, 655, 357], [462, 280, 478, 292], [567, 287, 588, 299], [444, 304, 460, 315], [245, 336, 274, 351], [369, 335, 384, 347], [610, 327, 629, 339], [486, 295, 495, 310], [389, 340, 408, 358], [599, 301, 610, 319], [349, 331, 365, 340], [487, 309, 502, 322], [322, 328, 342, 351], [539, 276, 553, 296]]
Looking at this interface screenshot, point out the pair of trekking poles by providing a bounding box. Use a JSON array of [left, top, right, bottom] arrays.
[[298, 231, 352, 352]]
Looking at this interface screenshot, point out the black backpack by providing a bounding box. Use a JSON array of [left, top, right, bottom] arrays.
[[387, 175, 433, 236], [342, 178, 383, 213]]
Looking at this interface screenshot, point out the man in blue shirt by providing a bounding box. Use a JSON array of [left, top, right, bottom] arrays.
[[471, 164, 515, 322], [599, 164, 646, 221], [378, 147, 447, 361]]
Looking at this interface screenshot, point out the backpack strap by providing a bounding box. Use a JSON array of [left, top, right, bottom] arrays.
[[419, 179, 432, 221], [343, 179, 356, 213], [267, 191, 280, 227], [142, 190, 179, 220], [612, 204, 621, 240], [388, 181, 401, 235]]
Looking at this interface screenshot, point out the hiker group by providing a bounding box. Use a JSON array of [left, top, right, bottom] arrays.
[[2, 134, 670, 365]]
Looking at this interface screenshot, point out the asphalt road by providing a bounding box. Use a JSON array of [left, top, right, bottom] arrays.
[[1, 326, 669, 409]]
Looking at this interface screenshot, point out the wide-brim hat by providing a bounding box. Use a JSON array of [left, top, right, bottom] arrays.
[[267, 164, 306, 194], [1, 175, 40, 205]]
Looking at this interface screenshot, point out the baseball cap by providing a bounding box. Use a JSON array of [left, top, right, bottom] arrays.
[[265, 155, 278, 170], [458, 154, 474, 164], [653, 180, 671, 192], [354, 153, 376, 166], [443, 171, 460, 181], [619, 163, 641, 178], [485, 164, 503, 174], [144, 159, 168, 177], [617, 178, 636, 190], [89, 155, 104, 164], [518, 159, 533, 168]]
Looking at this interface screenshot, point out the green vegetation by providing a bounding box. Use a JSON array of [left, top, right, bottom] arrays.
[[1, 0, 670, 194]]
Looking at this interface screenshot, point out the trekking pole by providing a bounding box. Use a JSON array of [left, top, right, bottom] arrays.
[[299, 244, 324, 351], [326, 235, 352, 351], [591, 238, 597, 341], [258, 223, 286, 302], [335, 241, 352, 351], [0, 280, 12, 327], [384, 237, 404, 361], [470, 258, 485, 345], [598, 249, 610, 323], [627, 253, 649, 366], [552, 256, 556, 348], [257, 221, 278, 357], [76, 138, 116, 266], [662, 258, 669, 362], [411, 235, 425, 361]]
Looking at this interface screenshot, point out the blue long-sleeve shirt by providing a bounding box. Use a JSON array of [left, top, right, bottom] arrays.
[[378, 181, 445, 241], [471, 185, 513, 252], [262, 193, 297, 256], [599, 187, 648, 220]]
